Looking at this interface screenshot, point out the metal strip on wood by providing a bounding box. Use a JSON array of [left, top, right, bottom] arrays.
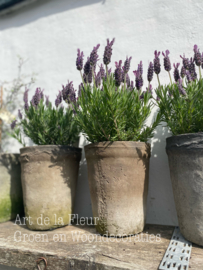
[[159, 227, 192, 270]]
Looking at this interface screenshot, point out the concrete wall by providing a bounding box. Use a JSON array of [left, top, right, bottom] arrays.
[[0, 0, 202, 232]]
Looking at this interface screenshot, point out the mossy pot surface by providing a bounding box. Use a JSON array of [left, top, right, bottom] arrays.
[[166, 133, 203, 246], [0, 153, 24, 223], [19, 145, 82, 230], [85, 141, 151, 237]]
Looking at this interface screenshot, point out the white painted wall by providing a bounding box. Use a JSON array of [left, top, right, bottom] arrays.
[[0, 0, 202, 230]]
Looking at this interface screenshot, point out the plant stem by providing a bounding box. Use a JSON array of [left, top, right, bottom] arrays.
[[124, 74, 126, 90], [80, 71, 86, 86], [105, 64, 108, 82], [157, 74, 161, 88], [168, 71, 172, 85], [199, 66, 202, 79]]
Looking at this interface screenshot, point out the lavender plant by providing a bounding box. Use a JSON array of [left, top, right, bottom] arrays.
[[67, 39, 161, 143], [10, 87, 79, 146], [155, 45, 203, 135]]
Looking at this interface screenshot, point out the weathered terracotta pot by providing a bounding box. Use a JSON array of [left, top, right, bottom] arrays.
[[85, 141, 151, 236], [166, 133, 203, 246], [0, 154, 24, 223], [20, 145, 81, 230]]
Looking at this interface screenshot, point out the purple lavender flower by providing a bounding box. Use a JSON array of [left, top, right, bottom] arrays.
[[83, 73, 87, 84], [84, 57, 91, 75], [11, 120, 17, 130], [45, 95, 49, 106], [154, 51, 161, 75], [114, 60, 122, 87], [18, 110, 22, 119], [62, 81, 76, 103], [103, 38, 115, 65], [189, 58, 197, 80], [173, 63, 180, 82], [55, 91, 62, 107], [99, 64, 105, 78], [202, 53, 203, 69], [126, 73, 130, 87], [193, 45, 202, 66], [147, 62, 154, 82], [90, 44, 100, 67], [139, 91, 146, 100], [78, 83, 84, 97], [95, 71, 101, 87], [162, 50, 171, 72], [76, 49, 84, 71], [23, 88, 29, 111], [138, 61, 143, 75], [130, 81, 134, 91], [87, 66, 93, 83], [178, 79, 186, 96], [133, 70, 143, 90], [186, 71, 192, 83], [31, 88, 43, 108], [123, 56, 132, 73], [180, 54, 189, 70], [180, 66, 186, 78]]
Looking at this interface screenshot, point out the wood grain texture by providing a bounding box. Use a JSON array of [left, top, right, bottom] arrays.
[[0, 221, 202, 270]]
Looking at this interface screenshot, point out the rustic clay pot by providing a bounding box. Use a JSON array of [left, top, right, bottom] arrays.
[[20, 145, 81, 230], [0, 153, 24, 223], [85, 141, 151, 236], [166, 133, 203, 246]]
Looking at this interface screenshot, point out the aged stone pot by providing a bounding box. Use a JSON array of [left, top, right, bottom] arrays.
[[0, 153, 24, 223], [20, 145, 81, 230], [85, 141, 151, 236], [166, 133, 203, 246]]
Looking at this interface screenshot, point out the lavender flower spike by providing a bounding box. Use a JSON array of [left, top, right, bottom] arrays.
[[178, 79, 186, 96], [173, 63, 180, 82], [11, 120, 17, 130], [31, 88, 43, 108], [180, 54, 189, 70], [62, 81, 76, 103], [103, 38, 115, 65], [76, 49, 84, 71], [133, 70, 143, 90], [147, 62, 154, 82], [189, 58, 197, 80], [18, 110, 22, 119], [123, 56, 132, 73], [90, 44, 100, 67], [154, 50, 161, 75], [84, 57, 91, 75], [193, 45, 202, 66], [186, 71, 192, 83], [23, 88, 29, 110], [45, 95, 49, 106], [99, 64, 105, 78], [138, 61, 143, 75], [180, 66, 186, 79], [55, 91, 62, 107], [114, 60, 122, 87], [162, 50, 171, 72]]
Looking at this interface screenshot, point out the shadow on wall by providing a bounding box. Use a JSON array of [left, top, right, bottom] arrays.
[[0, 0, 105, 30], [146, 111, 178, 226]]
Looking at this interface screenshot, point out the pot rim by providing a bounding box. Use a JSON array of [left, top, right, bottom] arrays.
[[20, 145, 82, 154], [85, 141, 150, 150]]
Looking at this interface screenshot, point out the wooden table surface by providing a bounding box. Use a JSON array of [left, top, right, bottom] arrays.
[[0, 221, 202, 270]]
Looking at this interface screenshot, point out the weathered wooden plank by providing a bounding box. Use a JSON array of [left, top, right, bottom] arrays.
[[0, 221, 202, 270]]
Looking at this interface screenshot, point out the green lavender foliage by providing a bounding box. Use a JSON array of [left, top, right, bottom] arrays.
[[11, 99, 79, 146], [75, 74, 162, 143], [156, 79, 203, 135]]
